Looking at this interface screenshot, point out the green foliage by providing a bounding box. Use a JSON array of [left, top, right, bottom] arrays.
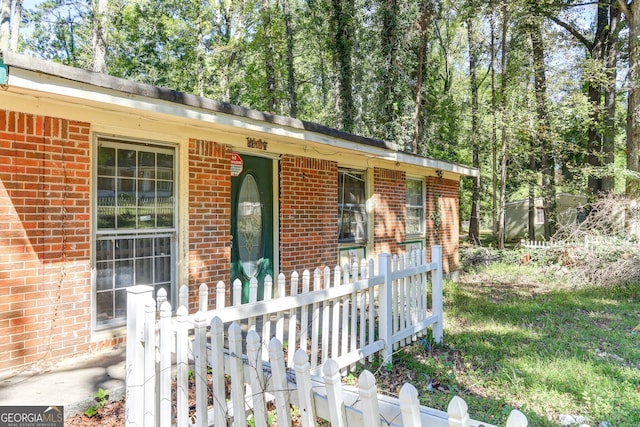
[[379, 268, 640, 426], [14, 0, 632, 223], [23, 0, 92, 67], [84, 388, 109, 418], [460, 246, 557, 271]]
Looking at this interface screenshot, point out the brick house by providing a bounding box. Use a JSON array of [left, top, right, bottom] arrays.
[[0, 52, 477, 376]]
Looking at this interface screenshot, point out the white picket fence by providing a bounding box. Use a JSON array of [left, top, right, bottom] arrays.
[[520, 236, 608, 250], [125, 245, 529, 426], [520, 239, 558, 249]]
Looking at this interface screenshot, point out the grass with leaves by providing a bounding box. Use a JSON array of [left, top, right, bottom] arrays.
[[369, 263, 640, 426]]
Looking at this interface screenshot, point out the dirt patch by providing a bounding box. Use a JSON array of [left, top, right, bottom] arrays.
[[65, 400, 125, 427], [64, 375, 306, 426]]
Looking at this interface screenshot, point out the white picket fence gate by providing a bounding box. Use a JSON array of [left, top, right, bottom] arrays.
[[125, 246, 528, 426]]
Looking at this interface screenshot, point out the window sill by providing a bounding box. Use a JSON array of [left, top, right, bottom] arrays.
[[92, 324, 127, 342]]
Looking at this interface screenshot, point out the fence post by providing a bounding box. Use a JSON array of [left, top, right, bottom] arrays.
[[261, 275, 272, 340], [358, 370, 381, 426], [179, 284, 189, 310], [143, 296, 157, 427], [300, 270, 310, 361], [447, 396, 470, 427], [250, 276, 258, 303], [175, 306, 189, 427], [322, 267, 331, 364], [506, 410, 528, 427], [158, 301, 172, 427], [199, 283, 208, 312], [378, 253, 393, 365], [323, 359, 346, 427], [216, 281, 226, 309], [247, 330, 267, 427], [293, 349, 316, 427], [249, 277, 258, 331], [274, 274, 284, 343], [310, 269, 321, 370], [431, 245, 444, 344], [233, 278, 242, 306], [287, 272, 299, 368], [193, 311, 208, 427], [332, 266, 341, 362], [399, 383, 422, 427], [210, 317, 226, 427], [126, 285, 153, 427], [156, 287, 167, 312], [229, 322, 247, 427], [268, 337, 293, 427]]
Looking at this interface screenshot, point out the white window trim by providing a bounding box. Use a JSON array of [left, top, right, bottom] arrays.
[[406, 176, 426, 237], [91, 135, 179, 332], [338, 168, 369, 245]]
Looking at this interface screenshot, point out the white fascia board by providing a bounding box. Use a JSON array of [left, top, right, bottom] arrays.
[[9, 69, 387, 152], [394, 152, 479, 178], [8, 66, 478, 178]]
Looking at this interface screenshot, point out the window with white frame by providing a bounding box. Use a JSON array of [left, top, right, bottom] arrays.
[[94, 139, 176, 329], [535, 207, 545, 225], [406, 178, 425, 235], [338, 169, 367, 243]]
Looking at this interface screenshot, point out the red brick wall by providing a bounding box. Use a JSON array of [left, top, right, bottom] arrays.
[[0, 110, 95, 374], [0, 108, 462, 376], [280, 155, 338, 276], [188, 139, 231, 310], [373, 168, 406, 255], [426, 176, 460, 272]]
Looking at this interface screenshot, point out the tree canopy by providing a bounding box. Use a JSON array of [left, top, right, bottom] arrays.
[[2, 0, 638, 244]]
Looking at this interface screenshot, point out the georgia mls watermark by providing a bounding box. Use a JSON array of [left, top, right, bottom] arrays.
[[0, 406, 63, 427]]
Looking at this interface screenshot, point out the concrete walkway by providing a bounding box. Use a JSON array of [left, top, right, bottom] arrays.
[[0, 347, 126, 417]]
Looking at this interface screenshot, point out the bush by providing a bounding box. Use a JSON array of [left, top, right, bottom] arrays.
[[462, 195, 640, 286], [460, 246, 556, 272]]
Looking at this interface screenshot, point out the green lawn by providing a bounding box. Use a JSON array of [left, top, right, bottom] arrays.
[[372, 264, 640, 426]]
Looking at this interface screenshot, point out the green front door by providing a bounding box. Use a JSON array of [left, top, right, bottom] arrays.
[[230, 154, 274, 303]]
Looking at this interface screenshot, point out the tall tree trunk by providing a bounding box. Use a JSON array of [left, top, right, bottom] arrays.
[[9, 0, 20, 52], [528, 167, 536, 240], [411, 1, 434, 154], [528, 107, 537, 241], [195, 3, 205, 97], [497, 1, 508, 249], [218, 4, 243, 104], [0, 0, 10, 51], [91, 0, 107, 73], [490, 1, 498, 235], [586, 2, 609, 195], [262, 0, 277, 112], [602, 3, 620, 193], [618, 0, 640, 195], [467, 17, 481, 245], [308, 1, 329, 109], [548, 2, 617, 196], [629, 1, 640, 195], [380, 0, 399, 142], [330, 0, 355, 133], [352, 17, 364, 135], [282, 0, 297, 117], [531, 16, 556, 239]]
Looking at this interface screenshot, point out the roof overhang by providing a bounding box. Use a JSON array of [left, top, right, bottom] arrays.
[[1, 51, 479, 178]]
